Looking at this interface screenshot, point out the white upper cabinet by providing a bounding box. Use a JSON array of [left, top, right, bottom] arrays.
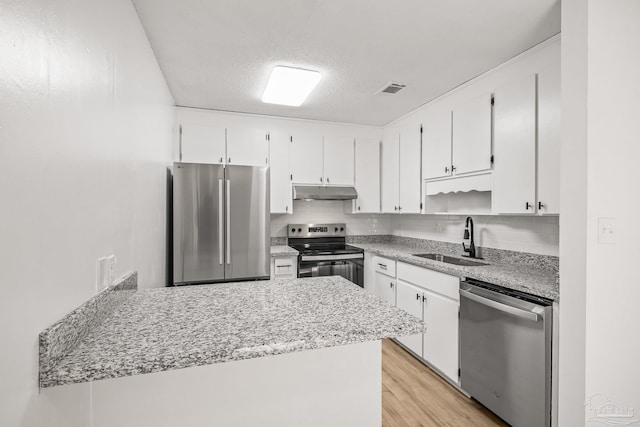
[[399, 126, 422, 213], [537, 58, 561, 215], [381, 131, 400, 213], [179, 124, 226, 164], [269, 131, 292, 214], [421, 105, 452, 180], [452, 93, 493, 175], [493, 74, 537, 214], [353, 138, 380, 213], [381, 126, 421, 214], [226, 128, 269, 167], [323, 136, 354, 186], [291, 131, 324, 185]]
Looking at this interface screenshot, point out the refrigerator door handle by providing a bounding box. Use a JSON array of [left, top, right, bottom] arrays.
[[226, 179, 231, 265], [218, 178, 223, 265]]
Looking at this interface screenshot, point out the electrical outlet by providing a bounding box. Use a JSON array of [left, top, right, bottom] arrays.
[[96, 257, 108, 292], [597, 218, 616, 244], [106, 255, 117, 286]]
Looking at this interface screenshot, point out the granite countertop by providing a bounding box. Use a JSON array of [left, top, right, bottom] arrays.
[[41, 276, 424, 387], [353, 242, 559, 300], [270, 245, 298, 257]]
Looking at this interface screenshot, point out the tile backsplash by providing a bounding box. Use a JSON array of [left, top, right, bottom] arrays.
[[271, 200, 391, 237], [271, 201, 559, 256], [391, 214, 559, 256]]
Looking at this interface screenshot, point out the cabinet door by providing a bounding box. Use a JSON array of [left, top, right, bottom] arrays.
[[354, 138, 380, 213], [291, 131, 324, 184], [422, 289, 459, 383], [374, 272, 396, 306], [396, 280, 423, 356], [226, 128, 269, 166], [537, 59, 560, 215], [179, 124, 226, 164], [269, 132, 292, 214], [381, 132, 400, 213], [422, 105, 453, 180], [452, 93, 492, 175], [324, 136, 354, 185], [493, 75, 537, 214], [399, 127, 422, 213]]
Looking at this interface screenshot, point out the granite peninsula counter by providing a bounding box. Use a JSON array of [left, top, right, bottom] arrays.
[[40, 275, 423, 388]]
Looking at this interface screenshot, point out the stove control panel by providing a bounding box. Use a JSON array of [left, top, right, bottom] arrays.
[[288, 223, 346, 238]]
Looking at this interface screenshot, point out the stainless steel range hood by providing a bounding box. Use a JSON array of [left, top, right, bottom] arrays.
[[293, 185, 358, 201]]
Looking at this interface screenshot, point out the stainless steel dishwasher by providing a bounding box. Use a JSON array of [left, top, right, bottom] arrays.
[[460, 279, 553, 427]]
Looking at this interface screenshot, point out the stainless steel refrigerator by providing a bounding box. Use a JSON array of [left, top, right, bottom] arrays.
[[173, 162, 270, 285]]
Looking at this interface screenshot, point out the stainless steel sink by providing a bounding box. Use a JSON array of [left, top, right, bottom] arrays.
[[412, 253, 488, 267]]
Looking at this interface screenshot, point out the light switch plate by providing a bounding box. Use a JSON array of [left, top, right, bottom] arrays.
[[597, 217, 616, 244]]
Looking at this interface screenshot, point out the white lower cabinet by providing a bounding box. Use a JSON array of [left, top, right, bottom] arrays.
[[373, 256, 397, 306], [396, 279, 424, 356], [396, 262, 460, 384], [422, 288, 459, 382], [270, 256, 297, 279], [374, 271, 396, 306]]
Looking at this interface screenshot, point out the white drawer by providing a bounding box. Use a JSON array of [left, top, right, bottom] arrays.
[[397, 261, 459, 301], [374, 256, 396, 277], [273, 257, 296, 278]]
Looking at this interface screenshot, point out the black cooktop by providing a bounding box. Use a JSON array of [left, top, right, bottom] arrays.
[[289, 242, 364, 256]]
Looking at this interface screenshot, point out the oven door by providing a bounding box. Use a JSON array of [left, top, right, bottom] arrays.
[[299, 258, 364, 288]]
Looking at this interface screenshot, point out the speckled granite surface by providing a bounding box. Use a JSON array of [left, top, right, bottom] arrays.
[[354, 242, 559, 300], [40, 276, 424, 388], [270, 245, 298, 257], [270, 236, 287, 246], [39, 273, 137, 388]]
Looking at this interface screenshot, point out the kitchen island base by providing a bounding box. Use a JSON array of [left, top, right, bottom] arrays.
[[43, 340, 381, 427]]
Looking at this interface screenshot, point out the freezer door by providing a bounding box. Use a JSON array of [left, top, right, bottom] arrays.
[[173, 163, 225, 284], [224, 165, 270, 281]]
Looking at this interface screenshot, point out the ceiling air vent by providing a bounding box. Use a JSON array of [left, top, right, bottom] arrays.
[[377, 82, 406, 95]]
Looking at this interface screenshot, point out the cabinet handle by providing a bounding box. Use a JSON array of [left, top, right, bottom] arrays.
[[394, 206, 398, 211], [219, 157, 223, 163], [285, 205, 288, 212], [525, 202, 531, 210], [390, 282, 394, 288], [416, 293, 421, 300], [378, 263, 387, 270], [538, 201, 544, 210], [423, 295, 427, 303], [320, 177, 323, 183], [326, 177, 330, 183], [358, 206, 361, 211], [398, 206, 402, 211], [228, 157, 231, 163], [445, 166, 449, 173], [451, 165, 456, 172]]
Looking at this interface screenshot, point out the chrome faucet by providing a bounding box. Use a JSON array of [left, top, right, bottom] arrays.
[[462, 216, 477, 258]]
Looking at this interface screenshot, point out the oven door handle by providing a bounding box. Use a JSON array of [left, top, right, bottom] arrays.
[[460, 289, 542, 322], [300, 254, 363, 261]]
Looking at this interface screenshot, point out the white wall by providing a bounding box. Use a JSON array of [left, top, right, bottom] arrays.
[[271, 201, 391, 237], [392, 215, 559, 256], [560, 1, 640, 425], [0, 0, 174, 425]]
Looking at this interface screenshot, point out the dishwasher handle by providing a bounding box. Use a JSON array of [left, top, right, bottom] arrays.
[[460, 288, 541, 322]]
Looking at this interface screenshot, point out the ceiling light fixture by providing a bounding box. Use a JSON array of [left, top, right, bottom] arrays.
[[261, 66, 321, 107]]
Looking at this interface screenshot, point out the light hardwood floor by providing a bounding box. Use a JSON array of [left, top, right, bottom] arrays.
[[382, 339, 507, 427]]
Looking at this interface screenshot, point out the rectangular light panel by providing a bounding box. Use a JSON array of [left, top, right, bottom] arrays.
[[262, 66, 321, 107]]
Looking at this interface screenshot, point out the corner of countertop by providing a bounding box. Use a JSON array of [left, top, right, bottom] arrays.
[[39, 271, 138, 388]]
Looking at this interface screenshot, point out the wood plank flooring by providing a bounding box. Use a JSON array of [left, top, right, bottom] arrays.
[[382, 339, 507, 427]]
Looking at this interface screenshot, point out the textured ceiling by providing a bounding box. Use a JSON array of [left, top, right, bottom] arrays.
[[132, 0, 560, 126]]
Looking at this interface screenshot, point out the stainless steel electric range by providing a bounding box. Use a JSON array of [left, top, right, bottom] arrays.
[[287, 223, 364, 287]]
